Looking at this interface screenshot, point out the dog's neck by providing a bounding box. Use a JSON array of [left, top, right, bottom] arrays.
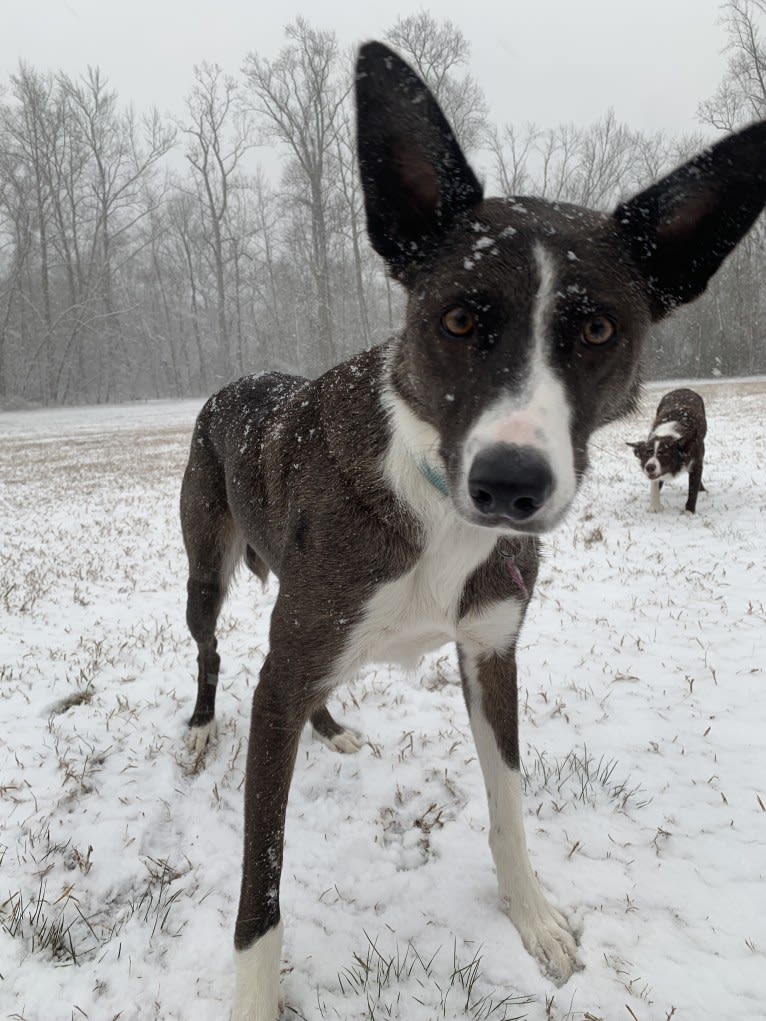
[[415, 458, 449, 496]]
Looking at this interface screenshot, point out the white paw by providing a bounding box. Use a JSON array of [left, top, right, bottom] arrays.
[[233, 921, 283, 1020], [682, 508, 695, 516], [186, 719, 217, 755], [314, 726, 365, 754], [502, 889, 582, 985]]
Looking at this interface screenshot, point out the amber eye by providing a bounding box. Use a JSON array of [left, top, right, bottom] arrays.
[[440, 305, 475, 338], [582, 314, 616, 347]]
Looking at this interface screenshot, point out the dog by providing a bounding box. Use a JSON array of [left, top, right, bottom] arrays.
[[628, 388, 707, 513], [180, 41, 766, 1020]]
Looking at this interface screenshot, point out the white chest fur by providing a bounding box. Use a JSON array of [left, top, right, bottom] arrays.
[[333, 513, 523, 683], [327, 384, 526, 686]]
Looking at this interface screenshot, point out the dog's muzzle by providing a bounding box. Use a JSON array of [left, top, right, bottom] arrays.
[[468, 443, 554, 522]]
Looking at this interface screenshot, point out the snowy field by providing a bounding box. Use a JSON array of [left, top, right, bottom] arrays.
[[1, 381, 765, 1021]]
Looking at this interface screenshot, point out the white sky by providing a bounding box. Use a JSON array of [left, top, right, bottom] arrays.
[[3, 0, 729, 138]]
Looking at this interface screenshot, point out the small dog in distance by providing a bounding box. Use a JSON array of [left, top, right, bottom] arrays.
[[628, 388, 707, 513]]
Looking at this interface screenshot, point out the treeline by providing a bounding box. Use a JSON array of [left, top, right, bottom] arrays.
[[1, 7, 765, 407]]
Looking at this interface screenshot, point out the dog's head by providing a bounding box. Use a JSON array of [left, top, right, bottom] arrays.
[[356, 41, 766, 535], [627, 437, 687, 481]]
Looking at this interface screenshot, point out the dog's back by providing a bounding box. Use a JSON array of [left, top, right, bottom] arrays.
[[653, 388, 707, 443]]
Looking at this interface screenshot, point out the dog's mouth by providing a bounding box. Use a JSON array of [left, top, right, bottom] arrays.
[[454, 499, 569, 536]]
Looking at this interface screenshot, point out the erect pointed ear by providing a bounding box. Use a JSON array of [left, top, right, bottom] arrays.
[[614, 121, 766, 319], [355, 41, 483, 282]]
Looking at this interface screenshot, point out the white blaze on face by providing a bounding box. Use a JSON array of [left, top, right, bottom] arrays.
[[644, 423, 681, 480], [644, 442, 661, 478], [461, 244, 576, 526]]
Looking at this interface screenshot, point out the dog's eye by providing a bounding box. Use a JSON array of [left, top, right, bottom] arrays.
[[581, 314, 616, 347], [440, 305, 475, 338]]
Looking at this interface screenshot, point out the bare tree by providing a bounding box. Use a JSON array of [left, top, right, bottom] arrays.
[[535, 123, 580, 202], [0, 159, 34, 400], [180, 62, 251, 378], [61, 67, 175, 400], [699, 0, 766, 129], [163, 190, 208, 388], [242, 19, 350, 371], [486, 121, 539, 198], [569, 110, 638, 208], [0, 65, 60, 401], [490, 112, 664, 211], [689, 0, 766, 378], [249, 171, 294, 368], [333, 103, 372, 350], [384, 12, 489, 153]]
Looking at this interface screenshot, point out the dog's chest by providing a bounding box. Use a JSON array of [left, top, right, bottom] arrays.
[[333, 516, 524, 679]]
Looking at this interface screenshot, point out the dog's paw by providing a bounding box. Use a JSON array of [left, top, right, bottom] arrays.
[[502, 891, 582, 985], [314, 726, 365, 754], [233, 921, 283, 1020], [186, 719, 217, 755]]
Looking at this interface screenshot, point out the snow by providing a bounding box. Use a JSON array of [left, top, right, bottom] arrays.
[[1, 380, 765, 1021]]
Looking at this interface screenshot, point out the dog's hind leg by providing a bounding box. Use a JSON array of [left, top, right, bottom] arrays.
[[459, 644, 581, 985], [244, 544, 269, 586], [181, 442, 244, 753], [310, 703, 364, 753], [685, 460, 704, 514]]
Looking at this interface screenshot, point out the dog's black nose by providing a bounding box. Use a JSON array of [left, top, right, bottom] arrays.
[[468, 444, 554, 521]]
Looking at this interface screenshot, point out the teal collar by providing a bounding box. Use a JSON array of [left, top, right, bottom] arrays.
[[416, 459, 449, 496]]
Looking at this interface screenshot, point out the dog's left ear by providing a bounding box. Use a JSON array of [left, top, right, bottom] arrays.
[[355, 41, 483, 282], [614, 121, 766, 319]]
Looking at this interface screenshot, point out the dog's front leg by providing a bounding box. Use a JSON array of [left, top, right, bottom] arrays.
[[232, 647, 311, 1021], [649, 479, 662, 512], [459, 645, 581, 984]]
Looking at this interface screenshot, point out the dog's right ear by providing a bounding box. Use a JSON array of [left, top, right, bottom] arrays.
[[356, 41, 483, 282]]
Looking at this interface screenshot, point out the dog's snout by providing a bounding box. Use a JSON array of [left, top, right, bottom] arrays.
[[468, 444, 554, 521]]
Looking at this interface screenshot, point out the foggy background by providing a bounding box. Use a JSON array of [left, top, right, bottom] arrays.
[[1, 1, 764, 407]]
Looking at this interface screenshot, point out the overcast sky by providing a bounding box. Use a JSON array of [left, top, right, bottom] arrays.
[[3, 0, 730, 140]]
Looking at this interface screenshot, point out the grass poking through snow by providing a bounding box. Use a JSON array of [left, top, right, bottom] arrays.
[[329, 933, 533, 1021]]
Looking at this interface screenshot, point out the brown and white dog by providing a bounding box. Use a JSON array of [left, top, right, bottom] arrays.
[[180, 42, 766, 1020], [628, 388, 707, 513]]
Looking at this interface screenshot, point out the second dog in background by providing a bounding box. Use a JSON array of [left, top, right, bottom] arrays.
[[628, 388, 707, 513]]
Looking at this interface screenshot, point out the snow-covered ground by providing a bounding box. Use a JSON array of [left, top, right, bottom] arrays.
[[1, 381, 765, 1021]]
